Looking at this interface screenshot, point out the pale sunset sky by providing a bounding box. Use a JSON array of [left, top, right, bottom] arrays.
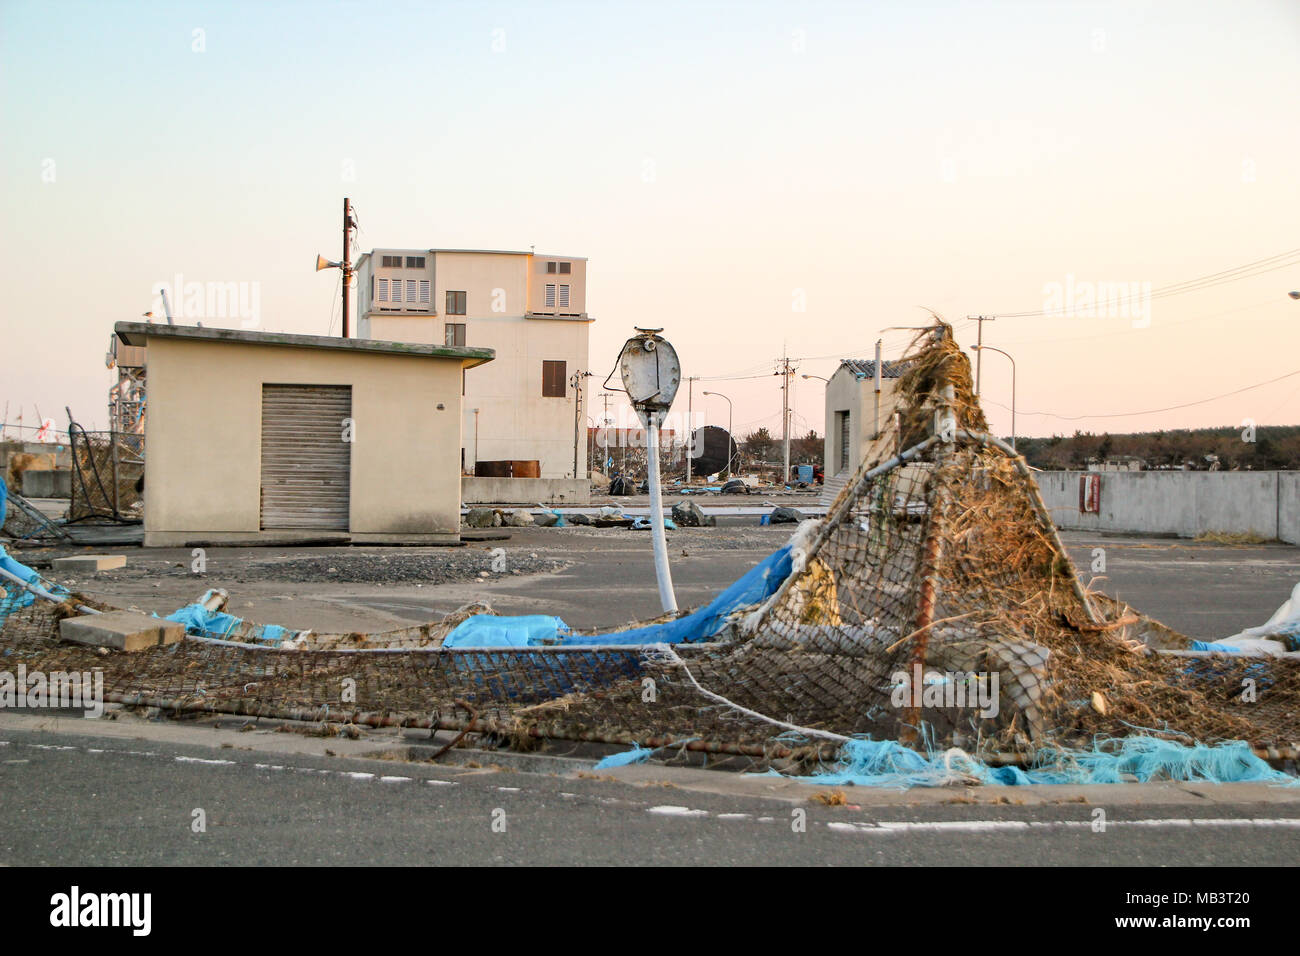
[[2, 0, 1297, 438]]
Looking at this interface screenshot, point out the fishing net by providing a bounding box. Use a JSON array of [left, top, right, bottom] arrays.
[[3, 325, 1298, 767]]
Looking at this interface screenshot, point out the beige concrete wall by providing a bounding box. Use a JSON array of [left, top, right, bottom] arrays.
[[528, 256, 587, 315], [357, 250, 591, 479], [463, 316, 590, 478], [143, 337, 465, 544], [461, 476, 590, 505], [822, 368, 900, 477]]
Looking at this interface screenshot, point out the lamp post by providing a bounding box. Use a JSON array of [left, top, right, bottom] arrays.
[[970, 344, 1016, 451], [701, 390, 733, 476], [801, 374, 829, 383]]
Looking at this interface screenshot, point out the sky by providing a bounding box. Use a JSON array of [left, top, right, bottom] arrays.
[[2, 0, 1298, 441]]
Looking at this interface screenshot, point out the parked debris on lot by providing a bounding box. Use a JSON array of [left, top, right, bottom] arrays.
[[672, 500, 716, 528]]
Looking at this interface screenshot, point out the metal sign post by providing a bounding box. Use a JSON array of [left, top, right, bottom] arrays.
[[617, 328, 681, 614]]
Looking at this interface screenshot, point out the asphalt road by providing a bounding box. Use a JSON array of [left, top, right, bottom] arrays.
[[26, 524, 1298, 637], [2, 727, 1298, 866]]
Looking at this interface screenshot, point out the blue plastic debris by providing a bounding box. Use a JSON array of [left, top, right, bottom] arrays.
[[785, 734, 1296, 789], [594, 746, 655, 769], [443, 614, 571, 648]]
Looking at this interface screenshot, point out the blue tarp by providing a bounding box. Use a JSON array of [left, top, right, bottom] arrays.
[[163, 592, 295, 647], [440, 545, 794, 649], [0, 544, 70, 626], [443, 614, 570, 648]]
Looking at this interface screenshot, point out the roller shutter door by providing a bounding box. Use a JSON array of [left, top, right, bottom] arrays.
[[259, 384, 352, 530], [838, 410, 851, 472]]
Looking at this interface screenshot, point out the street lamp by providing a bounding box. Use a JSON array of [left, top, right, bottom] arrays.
[[801, 374, 829, 383], [970, 345, 1016, 451], [700, 390, 734, 475]]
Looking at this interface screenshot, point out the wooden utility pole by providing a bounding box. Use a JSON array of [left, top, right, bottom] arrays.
[[342, 198, 355, 338]]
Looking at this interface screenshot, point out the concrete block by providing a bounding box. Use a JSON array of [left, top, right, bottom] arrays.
[[52, 554, 127, 572], [21, 469, 71, 498], [59, 610, 184, 651]]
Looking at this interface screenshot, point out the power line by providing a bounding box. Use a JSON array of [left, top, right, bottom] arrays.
[[983, 368, 1300, 421], [991, 248, 1300, 319]]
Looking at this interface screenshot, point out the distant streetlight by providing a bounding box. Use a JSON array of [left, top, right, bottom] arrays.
[[970, 344, 1016, 451], [801, 374, 829, 383], [701, 390, 734, 474]]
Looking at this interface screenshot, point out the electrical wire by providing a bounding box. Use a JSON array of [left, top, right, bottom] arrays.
[[991, 248, 1300, 319], [982, 368, 1300, 422]]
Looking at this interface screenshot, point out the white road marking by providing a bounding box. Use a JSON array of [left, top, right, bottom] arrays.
[[647, 805, 708, 817]]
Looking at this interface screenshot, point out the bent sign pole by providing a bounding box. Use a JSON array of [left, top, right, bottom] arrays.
[[617, 328, 681, 614]]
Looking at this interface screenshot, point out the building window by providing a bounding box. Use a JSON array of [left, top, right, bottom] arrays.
[[558, 284, 570, 308], [446, 290, 467, 315], [419, 280, 431, 304], [381, 255, 402, 267], [405, 279, 417, 302], [559, 261, 571, 274], [406, 256, 425, 269], [545, 284, 556, 308], [546, 261, 572, 274], [445, 323, 466, 347], [542, 360, 567, 397], [377, 278, 389, 302], [546, 261, 557, 274]]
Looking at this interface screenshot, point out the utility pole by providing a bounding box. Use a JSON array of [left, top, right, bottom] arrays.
[[775, 352, 797, 484], [685, 376, 697, 482], [342, 198, 356, 338], [968, 315, 995, 395], [600, 392, 614, 476], [571, 370, 591, 479]]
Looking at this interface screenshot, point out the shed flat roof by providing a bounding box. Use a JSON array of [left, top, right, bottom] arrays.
[[114, 322, 495, 368]]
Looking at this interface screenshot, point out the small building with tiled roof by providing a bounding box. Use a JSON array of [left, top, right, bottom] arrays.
[[822, 357, 914, 478]]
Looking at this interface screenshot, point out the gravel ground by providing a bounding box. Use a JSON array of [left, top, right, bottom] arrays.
[[56, 548, 571, 587]]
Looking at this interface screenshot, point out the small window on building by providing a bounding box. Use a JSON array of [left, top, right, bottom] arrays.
[[405, 279, 417, 302], [545, 284, 556, 308], [558, 261, 571, 274], [377, 278, 389, 302], [446, 291, 467, 315], [542, 360, 567, 397], [546, 261, 558, 274], [406, 256, 425, 269], [382, 255, 402, 267], [445, 323, 466, 347], [558, 284, 570, 308], [419, 280, 431, 304]]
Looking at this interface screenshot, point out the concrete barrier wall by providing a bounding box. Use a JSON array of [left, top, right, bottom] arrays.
[[20, 469, 71, 498], [462, 477, 590, 505], [1281, 473, 1300, 546], [1036, 471, 1299, 544]]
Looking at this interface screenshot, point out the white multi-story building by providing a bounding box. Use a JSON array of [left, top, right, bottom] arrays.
[[355, 248, 592, 478]]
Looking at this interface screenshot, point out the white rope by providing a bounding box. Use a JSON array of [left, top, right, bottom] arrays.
[[650, 642, 850, 744]]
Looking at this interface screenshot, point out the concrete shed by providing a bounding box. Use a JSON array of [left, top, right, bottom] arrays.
[[114, 322, 493, 546]]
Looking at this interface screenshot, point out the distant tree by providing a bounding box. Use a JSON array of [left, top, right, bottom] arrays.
[[792, 429, 823, 465], [742, 426, 777, 463]]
